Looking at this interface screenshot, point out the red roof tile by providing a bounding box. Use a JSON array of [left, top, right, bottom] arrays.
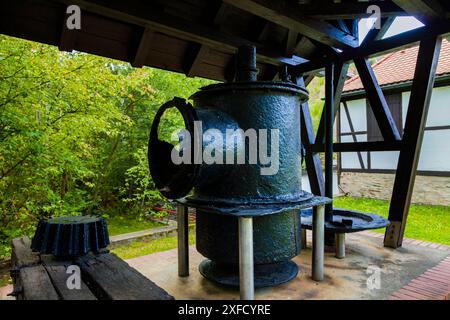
[[343, 39, 450, 93]]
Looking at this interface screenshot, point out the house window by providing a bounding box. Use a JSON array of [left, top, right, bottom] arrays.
[[366, 93, 403, 141]]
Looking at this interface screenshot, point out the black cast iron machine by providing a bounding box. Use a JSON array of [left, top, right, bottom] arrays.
[[148, 46, 330, 299]]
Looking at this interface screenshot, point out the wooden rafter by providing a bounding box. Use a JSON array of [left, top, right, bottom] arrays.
[[295, 2, 407, 20], [362, 17, 396, 45], [132, 27, 155, 68], [294, 21, 450, 75], [354, 57, 401, 141], [384, 35, 443, 248], [54, 0, 302, 67], [58, 11, 77, 52], [183, 2, 228, 78], [222, 0, 358, 49], [392, 0, 445, 24]]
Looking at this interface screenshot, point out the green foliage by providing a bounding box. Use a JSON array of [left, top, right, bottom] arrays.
[[112, 231, 196, 260], [0, 35, 213, 259], [307, 77, 325, 133], [334, 196, 450, 245], [107, 214, 164, 236]]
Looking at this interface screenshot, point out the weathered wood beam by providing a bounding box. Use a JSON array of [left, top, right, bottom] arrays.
[[222, 0, 358, 49], [294, 21, 450, 75], [362, 17, 396, 45], [392, 0, 445, 24], [384, 35, 442, 248], [296, 2, 407, 20], [58, 11, 77, 52], [324, 62, 334, 219], [55, 0, 301, 67], [184, 44, 209, 77], [131, 27, 155, 68], [315, 62, 349, 144], [297, 75, 325, 197], [354, 57, 401, 141], [183, 2, 228, 78], [286, 30, 298, 56]]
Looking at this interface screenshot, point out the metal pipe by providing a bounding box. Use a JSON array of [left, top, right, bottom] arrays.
[[312, 205, 325, 281], [236, 45, 258, 82], [177, 204, 189, 277], [324, 63, 335, 221], [335, 233, 345, 259], [239, 217, 254, 300], [301, 229, 307, 249]]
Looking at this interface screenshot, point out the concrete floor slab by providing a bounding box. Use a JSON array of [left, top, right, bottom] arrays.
[[127, 232, 449, 300]]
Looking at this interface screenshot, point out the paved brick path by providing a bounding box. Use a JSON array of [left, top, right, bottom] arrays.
[[389, 256, 450, 300]]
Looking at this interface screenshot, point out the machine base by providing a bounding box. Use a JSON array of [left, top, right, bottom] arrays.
[[199, 259, 298, 288]]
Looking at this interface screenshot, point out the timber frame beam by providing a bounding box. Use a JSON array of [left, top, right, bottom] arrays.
[[384, 36, 442, 248]]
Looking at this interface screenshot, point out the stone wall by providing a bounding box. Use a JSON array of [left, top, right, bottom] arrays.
[[339, 172, 450, 206]]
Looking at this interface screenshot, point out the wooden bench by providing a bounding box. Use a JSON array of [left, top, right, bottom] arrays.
[[10, 237, 174, 300]]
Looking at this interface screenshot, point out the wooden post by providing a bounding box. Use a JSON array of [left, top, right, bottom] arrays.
[[177, 204, 189, 277], [324, 62, 335, 221], [384, 36, 442, 248]]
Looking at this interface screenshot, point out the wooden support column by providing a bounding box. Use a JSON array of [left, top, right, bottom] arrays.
[[324, 62, 334, 221], [295, 75, 325, 197], [354, 57, 401, 142], [384, 36, 442, 248], [316, 62, 349, 144]]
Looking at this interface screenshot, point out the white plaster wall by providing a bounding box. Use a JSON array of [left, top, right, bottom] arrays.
[[341, 86, 450, 172]]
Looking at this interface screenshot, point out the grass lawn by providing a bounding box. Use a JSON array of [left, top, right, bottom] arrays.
[[112, 232, 196, 260], [334, 196, 450, 245], [107, 215, 164, 236]]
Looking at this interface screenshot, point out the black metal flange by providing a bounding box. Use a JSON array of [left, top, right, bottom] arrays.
[[300, 208, 390, 233], [31, 216, 110, 258]]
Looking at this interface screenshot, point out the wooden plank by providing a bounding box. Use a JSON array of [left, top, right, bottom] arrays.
[[324, 62, 334, 219], [76, 253, 174, 300], [392, 0, 444, 24], [223, 0, 358, 49], [19, 266, 59, 300], [384, 36, 442, 248], [11, 237, 40, 268], [184, 44, 209, 77], [59, 11, 77, 52], [315, 62, 349, 144], [55, 0, 302, 67], [44, 264, 97, 300], [354, 57, 401, 141], [295, 2, 407, 20], [296, 76, 325, 197], [132, 27, 155, 68]]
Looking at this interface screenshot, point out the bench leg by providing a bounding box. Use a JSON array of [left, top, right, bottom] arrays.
[[312, 205, 325, 281], [177, 204, 189, 277], [239, 216, 254, 300], [335, 233, 345, 259], [301, 229, 307, 249]]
